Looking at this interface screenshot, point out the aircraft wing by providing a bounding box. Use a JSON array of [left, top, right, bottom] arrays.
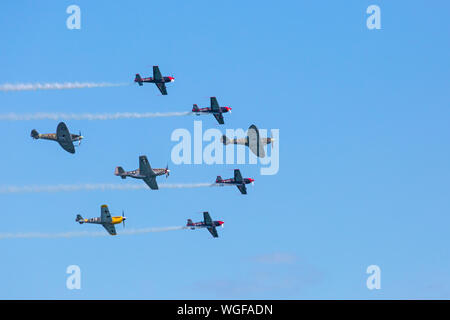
[[207, 226, 219, 238], [100, 205, 113, 223], [210, 97, 220, 112], [102, 223, 117, 236], [213, 113, 225, 124], [203, 211, 213, 226], [237, 184, 247, 195], [234, 169, 243, 183], [247, 124, 265, 158], [156, 82, 167, 95], [153, 66, 163, 80], [139, 156, 154, 176], [143, 177, 159, 190], [56, 122, 75, 154]]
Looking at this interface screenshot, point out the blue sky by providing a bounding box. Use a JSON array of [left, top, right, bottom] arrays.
[[0, 0, 449, 299]]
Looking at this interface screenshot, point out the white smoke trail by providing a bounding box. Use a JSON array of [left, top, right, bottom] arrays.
[[0, 82, 128, 92], [0, 112, 193, 121], [0, 226, 188, 240], [0, 183, 217, 194]]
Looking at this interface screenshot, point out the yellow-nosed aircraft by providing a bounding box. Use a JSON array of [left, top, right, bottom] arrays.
[[76, 205, 126, 236]]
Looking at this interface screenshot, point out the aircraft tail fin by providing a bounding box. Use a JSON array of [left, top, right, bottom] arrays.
[[30, 129, 39, 139], [221, 135, 230, 145], [192, 104, 200, 112], [187, 219, 195, 229], [76, 214, 84, 224], [216, 176, 223, 183], [115, 166, 126, 179], [135, 74, 143, 86]]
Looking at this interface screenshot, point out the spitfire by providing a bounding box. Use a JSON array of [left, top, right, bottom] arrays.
[[186, 212, 224, 238], [222, 124, 274, 158], [115, 155, 170, 190], [216, 169, 254, 195], [30, 121, 83, 154], [76, 204, 126, 236], [135, 66, 175, 95], [192, 97, 231, 125]]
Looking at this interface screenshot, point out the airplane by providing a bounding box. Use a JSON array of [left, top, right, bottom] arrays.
[[134, 66, 175, 95], [221, 124, 274, 158], [115, 155, 170, 190], [186, 211, 224, 238], [30, 122, 83, 154], [76, 204, 126, 236], [215, 169, 254, 195], [192, 97, 232, 125]]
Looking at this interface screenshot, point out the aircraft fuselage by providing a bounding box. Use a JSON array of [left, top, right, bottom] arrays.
[[187, 220, 224, 230], [119, 168, 168, 179], [216, 178, 254, 185], [136, 76, 174, 84], [193, 106, 231, 115]]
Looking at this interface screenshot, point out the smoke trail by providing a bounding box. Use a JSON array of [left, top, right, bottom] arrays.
[[0, 183, 217, 194], [0, 226, 188, 240], [0, 82, 128, 92], [0, 112, 193, 121]]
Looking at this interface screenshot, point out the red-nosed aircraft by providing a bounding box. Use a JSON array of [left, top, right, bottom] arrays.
[[186, 211, 224, 238], [134, 66, 175, 95], [215, 169, 254, 194], [192, 97, 231, 124]]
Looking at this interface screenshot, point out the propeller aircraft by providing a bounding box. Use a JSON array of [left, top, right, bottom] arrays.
[[115, 155, 170, 190], [30, 122, 83, 154], [76, 205, 126, 236]]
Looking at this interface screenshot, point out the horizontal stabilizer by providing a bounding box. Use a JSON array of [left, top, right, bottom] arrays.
[[221, 135, 231, 145], [135, 74, 143, 86], [76, 214, 84, 224], [115, 166, 126, 178], [30, 129, 39, 139]]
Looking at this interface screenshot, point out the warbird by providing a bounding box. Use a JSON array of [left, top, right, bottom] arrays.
[[215, 169, 254, 195], [192, 97, 232, 125], [115, 155, 170, 190], [134, 66, 175, 95], [30, 122, 83, 154], [221, 124, 274, 158], [76, 205, 126, 236], [186, 212, 224, 238]]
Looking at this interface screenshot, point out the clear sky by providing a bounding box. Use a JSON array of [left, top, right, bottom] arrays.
[[0, 0, 449, 299]]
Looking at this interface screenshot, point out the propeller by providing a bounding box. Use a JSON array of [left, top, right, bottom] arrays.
[[270, 130, 274, 150], [78, 130, 82, 146], [122, 210, 126, 229], [165, 164, 170, 178]]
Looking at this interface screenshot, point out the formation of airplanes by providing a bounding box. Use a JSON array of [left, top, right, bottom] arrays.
[[28, 65, 273, 237]]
